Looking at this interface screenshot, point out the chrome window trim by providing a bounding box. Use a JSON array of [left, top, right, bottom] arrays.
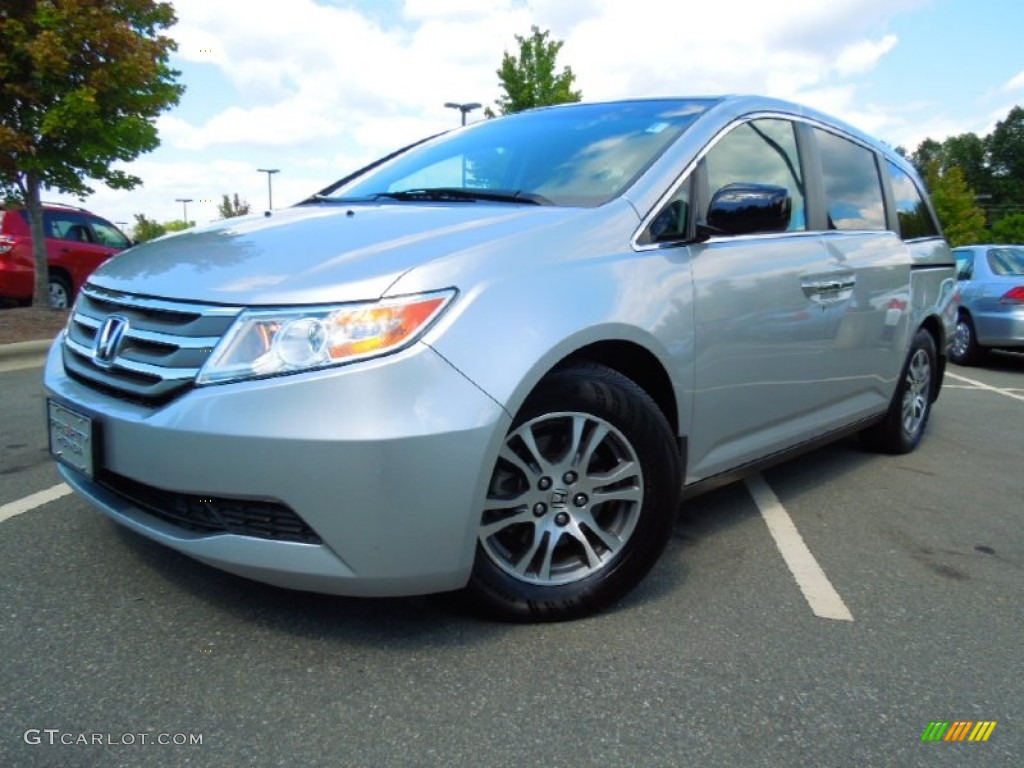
[[630, 111, 898, 253]]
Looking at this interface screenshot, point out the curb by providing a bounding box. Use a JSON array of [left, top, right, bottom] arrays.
[[0, 339, 53, 369]]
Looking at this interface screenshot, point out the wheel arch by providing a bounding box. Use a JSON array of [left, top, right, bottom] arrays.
[[556, 340, 680, 438]]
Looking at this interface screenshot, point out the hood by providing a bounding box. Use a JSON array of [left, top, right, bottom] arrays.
[[88, 203, 584, 305]]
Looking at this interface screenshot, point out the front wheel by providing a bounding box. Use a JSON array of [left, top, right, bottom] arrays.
[[860, 329, 937, 454], [465, 363, 680, 621]]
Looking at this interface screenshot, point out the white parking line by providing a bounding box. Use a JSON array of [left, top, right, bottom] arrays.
[[946, 372, 1024, 403], [745, 473, 854, 622], [0, 483, 72, 524]]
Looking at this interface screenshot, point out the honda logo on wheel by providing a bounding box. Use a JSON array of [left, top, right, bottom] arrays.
[[92, 315, 129, 368]]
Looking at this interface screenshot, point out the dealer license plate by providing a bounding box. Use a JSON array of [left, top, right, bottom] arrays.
[[48, 400, 95, 478]]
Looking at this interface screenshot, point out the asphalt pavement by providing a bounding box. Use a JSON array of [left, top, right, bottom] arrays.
[[1, 351, 1022, 767]]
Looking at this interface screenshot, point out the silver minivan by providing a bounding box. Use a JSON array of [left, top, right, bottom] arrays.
[[44, 96, 957, 621]]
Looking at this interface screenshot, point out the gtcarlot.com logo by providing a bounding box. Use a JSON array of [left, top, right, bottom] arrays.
[[24, 729, 203, 747]]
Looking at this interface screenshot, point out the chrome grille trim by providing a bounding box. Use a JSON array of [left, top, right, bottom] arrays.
[[65, 336, 201, 380], [63, 285, 242, 404], [73, 313, 221, 350]]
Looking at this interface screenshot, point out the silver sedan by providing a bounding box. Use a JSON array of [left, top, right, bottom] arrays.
[[951, 245, 1024, 364]]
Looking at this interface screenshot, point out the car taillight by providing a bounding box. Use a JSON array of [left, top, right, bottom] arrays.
[[1000, 286, 1024, 305], [0, 235, 15, 254]]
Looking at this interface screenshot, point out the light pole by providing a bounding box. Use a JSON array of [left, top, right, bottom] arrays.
[[444, 102, 482, 126], [175, 198, 193, 226], [257, 168, 280, 210]]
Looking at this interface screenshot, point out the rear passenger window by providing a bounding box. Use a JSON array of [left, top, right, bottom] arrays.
[[703, 118, 806, 231], [888, 162, 939, 239], [815, 129, 886, 230]]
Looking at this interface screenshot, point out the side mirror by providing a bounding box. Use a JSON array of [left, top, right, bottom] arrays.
[[704, 183, 791, 237]]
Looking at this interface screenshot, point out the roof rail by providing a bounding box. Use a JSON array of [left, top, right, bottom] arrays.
[[40, 200, 91, 213]]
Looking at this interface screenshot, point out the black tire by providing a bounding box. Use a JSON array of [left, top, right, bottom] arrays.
[[465, 363, 681, 622], [860, 329, 937, 454], [48, 273, 72, 309], [949, 312, 985, 366]]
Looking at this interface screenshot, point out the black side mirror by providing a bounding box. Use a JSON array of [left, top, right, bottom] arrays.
[[703, 183, 792, 237]]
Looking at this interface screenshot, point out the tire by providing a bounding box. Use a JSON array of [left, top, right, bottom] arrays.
[[949, 312, 985, 366], [465, 363, 681, 622], [48, 274, 72, 309], [860, 329, 937, 454]]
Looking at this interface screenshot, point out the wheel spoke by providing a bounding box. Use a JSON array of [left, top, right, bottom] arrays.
[[498, 445, 539, 481], [537, 531, 560, 581], [573, 511, 623, 555], [589, 459, 639, 486], [592, 484, 643, 505], [512, 528, 547, 576], [479, 507, 534, 539], [576, 422, 608, 470], [564, 519, 603, 569], [518, 426, 553, 475]]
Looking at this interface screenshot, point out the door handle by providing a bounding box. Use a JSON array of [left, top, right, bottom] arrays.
[[801, 276, 856, 301]]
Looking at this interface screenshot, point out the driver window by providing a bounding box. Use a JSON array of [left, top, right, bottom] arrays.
[[702, 119, 806, 231]]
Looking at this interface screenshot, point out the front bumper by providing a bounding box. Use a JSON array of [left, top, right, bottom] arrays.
[[44, 339, 509, 596]]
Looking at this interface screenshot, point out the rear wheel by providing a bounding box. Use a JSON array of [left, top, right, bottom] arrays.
[[48, 274, 72, 309], [950, 313, 984, 366], [466, 363, 680, 621], [860, 329, 937, 454]]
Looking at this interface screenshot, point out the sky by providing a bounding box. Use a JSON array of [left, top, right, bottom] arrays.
[[52, 0, 1024, 230]]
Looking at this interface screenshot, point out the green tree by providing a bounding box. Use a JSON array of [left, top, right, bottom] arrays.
[[925, 161, 988, 246], [164, 219, 191, 233], [131, 212, 166, 242], [0, 1, 184, 306], [487, 26, 581, 117], [990, 212, 1024, 243], [942, 132, 989, 196], [218, 193, 251, 219], [986, 105, 1024, 222]]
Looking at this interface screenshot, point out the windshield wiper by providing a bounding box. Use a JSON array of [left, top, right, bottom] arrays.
[[372, 188, 552, 206]]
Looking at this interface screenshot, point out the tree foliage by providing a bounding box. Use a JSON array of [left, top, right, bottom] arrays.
[[0, 0, 184, 305], [991, 212, 1024, 244], [218, 193, 252, 219], [924, 161, 988, 247], [132, 212, 166, 242], [488, 26, 581, 116], [909, 104, 1024, 237]]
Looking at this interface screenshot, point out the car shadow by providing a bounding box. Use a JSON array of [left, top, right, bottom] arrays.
[[109, 437, 877, 642]]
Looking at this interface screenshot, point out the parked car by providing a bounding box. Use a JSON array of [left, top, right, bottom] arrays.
[[44, 96, 956, 621], [0, 203, 131, 308], [950, 244, 1024, 364]]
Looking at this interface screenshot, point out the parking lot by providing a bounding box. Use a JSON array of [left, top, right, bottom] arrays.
[[1, 350, 1021, 767]]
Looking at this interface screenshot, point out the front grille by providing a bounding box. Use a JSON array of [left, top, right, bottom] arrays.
[[63, 285, 240, 404], [98, 470, 322, 544]]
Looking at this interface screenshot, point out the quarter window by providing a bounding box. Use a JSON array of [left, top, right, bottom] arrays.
[[888, 161, 939, 239], [703, 118, 806, 231], [815, 129, 886, 230]]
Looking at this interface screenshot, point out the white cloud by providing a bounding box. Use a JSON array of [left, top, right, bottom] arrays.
[[834, 35, 899, 77], [1004, 70, 1024, 92], [62, 0, 1004, 226]]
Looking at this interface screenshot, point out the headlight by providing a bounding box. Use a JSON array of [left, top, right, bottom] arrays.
[[197, 289, 455, 385]]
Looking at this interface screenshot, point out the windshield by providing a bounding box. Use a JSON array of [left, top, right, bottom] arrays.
[[333, 100, 713, 208], [987, 247, 1024, 275]]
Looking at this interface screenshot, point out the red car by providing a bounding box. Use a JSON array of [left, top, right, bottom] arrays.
[[0, 203, 131, 308]]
